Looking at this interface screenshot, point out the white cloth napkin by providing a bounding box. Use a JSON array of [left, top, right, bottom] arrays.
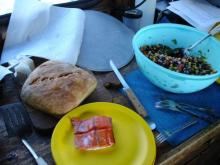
[[0, 0, 85, 81], [0, 0, 85, 64]]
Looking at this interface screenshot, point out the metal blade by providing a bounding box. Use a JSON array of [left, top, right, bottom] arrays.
[[110, 60, 156, 130], [109, 60, 129, 89]]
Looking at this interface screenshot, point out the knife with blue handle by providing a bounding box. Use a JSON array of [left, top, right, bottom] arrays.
[[110, 60, 156, 130]]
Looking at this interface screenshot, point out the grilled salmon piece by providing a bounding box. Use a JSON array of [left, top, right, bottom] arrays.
[[74, 128, 115, 150], [96, 128, 115, 148], [71, 118, 94, 134], [93, 116, 112, 130], [72, 116, 115, 150], [72, 116, 112, 134], [74, 130, 98, 150]]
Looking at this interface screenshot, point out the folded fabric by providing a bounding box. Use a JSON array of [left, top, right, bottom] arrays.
[[123, 69, 220, 146], [1, 0, 85, 65]]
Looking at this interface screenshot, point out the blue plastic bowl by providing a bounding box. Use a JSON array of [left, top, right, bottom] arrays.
[[132, 24, 220, 93]]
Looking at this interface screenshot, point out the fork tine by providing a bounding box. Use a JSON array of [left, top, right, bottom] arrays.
[[157, 136, 163, 142], [156, 133, 163, 140], [156, 119, 198, 145], [158, 137, 166, 143], [156, 133, 167, 144], [159, 135, 166, 141], [156, 133, 166, 141], [155, 100, 176, 109]]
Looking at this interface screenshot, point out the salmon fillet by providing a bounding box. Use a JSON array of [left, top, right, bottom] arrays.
[[71, 116, 115, 150], [71, 116, 112, 134]]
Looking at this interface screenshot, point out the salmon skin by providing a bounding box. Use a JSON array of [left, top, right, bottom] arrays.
[[71, 116, 115, 150]]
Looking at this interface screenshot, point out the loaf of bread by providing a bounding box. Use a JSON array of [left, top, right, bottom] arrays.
[[21, 61, 97, 116]]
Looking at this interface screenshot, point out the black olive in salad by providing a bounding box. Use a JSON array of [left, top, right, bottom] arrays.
[[140, 44, 217, 75]]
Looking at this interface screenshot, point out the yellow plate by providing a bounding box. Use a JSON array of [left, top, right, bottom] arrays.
[[51, 102, 156, 165]]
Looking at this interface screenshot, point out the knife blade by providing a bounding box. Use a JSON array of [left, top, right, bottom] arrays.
[[110, 60, 156, 130]]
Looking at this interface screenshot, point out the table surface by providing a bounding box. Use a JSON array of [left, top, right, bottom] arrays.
[[0, 58, 220, 165], [1, 8, 220, 163]]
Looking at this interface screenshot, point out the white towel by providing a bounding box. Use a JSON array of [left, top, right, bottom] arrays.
[[0, 0, 85, 65]]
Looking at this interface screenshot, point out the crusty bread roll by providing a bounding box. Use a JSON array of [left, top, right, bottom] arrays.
[[21, 61, 97, 116]]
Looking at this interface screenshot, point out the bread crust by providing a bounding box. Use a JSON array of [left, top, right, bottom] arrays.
[[21, 61, 97, 116]]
